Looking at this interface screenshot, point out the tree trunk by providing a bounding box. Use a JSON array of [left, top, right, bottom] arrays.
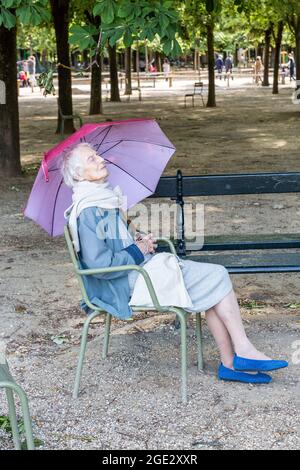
[[0, 22, 21, 176], [262, 25, 272, 87], [108, 44, 121, 102], [145, 42, 148, 72], [206, 18, 216, 108], [132, 50, 137, 72], [41, 48, 48, 68], [50, 0, 74, 134], [89, 48, 102, 115], [155, 51, 162, 72], [125, 46, 132, 95], [272, 21, 284, 95]]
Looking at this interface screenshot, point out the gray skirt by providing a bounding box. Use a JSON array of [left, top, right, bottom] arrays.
[[128, 253, 233, 313]]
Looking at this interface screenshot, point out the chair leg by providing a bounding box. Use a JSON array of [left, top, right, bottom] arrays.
[[5, 388, 21, 450], [73, 311, 103, 399], [14, 384, 35, 450], [196, 312, 204, 371], [102, 313, 112, 359], [170, 308, 188, 404]]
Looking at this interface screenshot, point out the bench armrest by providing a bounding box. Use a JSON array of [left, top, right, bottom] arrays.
[[76, 264, 166, 312]]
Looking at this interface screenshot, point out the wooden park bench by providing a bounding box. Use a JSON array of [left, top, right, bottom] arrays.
[[151, 170, 300, 273], [126, 86, 142, 102], [184, 82, 205, 108]]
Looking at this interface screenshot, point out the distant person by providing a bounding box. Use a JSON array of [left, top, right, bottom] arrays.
[[162, 58, 171, 81], [27, 55, 36, 92], [22, 60, 30, 86], [215, 55, 223, 80], [149, 60, 157, 73], [19, 70, 28, 87], [139, 58, 146, 72], [288, 53, 296, 81], [225, 55, 233, 80], [280, 64, 288, 84], [254, 56, 263, 85]]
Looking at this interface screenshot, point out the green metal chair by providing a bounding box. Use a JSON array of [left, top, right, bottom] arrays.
[[64, 225, 204, 403], [0, 354, 35, 450], [57, 98, 83, 136]]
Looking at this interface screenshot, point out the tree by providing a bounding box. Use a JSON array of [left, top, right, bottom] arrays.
[[183, 0, 222, 108], [272, 20, 284, 95], [108, 43, 121, 102], [0, 0, 50, 176], [93, 0, 182, 96], [50, 0, 75, 133]]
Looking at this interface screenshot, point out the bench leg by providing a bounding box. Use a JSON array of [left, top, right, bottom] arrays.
[[73, 311, 104, 399], [5, 388, 21, 450], [102, 313, 112, 359], [196, 312, 204, 371]]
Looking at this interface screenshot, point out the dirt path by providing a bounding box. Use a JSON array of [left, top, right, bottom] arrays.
[[0, 79, 299, 449]]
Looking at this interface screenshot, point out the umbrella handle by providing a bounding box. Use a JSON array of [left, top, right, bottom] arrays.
[[42, 158, 49, 182]]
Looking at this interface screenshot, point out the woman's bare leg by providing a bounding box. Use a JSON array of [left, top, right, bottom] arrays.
[[205, 307, 235, 369], [208, 289, 271, 361]]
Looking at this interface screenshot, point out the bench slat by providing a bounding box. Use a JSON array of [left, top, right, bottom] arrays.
[[201, 233, 300, 251], [184, 251, 300, 273], [151, 172, 300, 198]]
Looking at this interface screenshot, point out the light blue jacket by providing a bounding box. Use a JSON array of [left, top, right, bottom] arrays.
[[77, 206, 144, 320]]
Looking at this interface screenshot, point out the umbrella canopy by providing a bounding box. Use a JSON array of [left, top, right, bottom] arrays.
[[24, 118, 175, 236]]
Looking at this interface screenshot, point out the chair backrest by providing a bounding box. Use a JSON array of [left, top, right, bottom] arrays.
[[64, 225, 92, 309], [194, 82, 203, 94]]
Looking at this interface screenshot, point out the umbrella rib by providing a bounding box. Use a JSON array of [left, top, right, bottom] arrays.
[[99, 140, 123, 156], [91, 126, 113, 153], [103, 159, 154, 193], [103, 139, 175, 150], [87, 127, 109, 146]]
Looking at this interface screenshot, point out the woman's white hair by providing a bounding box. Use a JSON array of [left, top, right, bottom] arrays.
[[61, 143, 94, 187]]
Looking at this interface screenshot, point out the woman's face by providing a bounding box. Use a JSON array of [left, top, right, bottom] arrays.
[[80, 148, 109, 183]]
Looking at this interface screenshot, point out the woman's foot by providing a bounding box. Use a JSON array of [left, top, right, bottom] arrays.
[[218, 364, 272, 384], [233, 355, 288, 372], [235, 344, 271, 362]]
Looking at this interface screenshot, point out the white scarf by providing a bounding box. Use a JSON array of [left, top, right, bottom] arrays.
[[64, 180, 131, 252]]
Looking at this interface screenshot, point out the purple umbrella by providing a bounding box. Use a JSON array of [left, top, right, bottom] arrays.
[[24, 118, 176, 236]]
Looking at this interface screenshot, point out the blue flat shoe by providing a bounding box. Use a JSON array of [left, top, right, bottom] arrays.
[[218, 364, 272, 384], [233, 354, 288, 372]]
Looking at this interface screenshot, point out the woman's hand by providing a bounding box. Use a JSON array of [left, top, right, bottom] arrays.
[[136, 233, 157, 255]]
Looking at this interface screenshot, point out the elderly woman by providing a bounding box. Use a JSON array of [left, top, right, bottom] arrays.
[[62, 143, 288, 384]]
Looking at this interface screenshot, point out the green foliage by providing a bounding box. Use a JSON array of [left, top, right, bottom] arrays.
[[0, 0, 50, 29], [37, 69, 55, 97], [70, 24, 98, 49], [89, 0, 182, 54], [0, 414, 44, 449]]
